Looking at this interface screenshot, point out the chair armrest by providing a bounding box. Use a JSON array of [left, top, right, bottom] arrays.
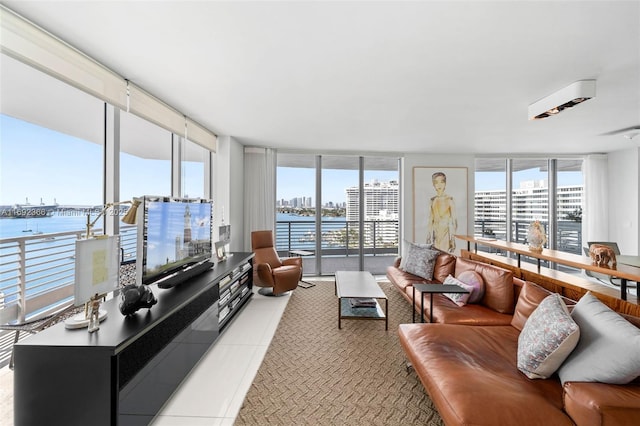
[[256, 263, 275, 287], [282, 257, 303, 268]]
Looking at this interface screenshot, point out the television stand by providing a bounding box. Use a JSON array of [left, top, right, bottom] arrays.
[[13, 252, 254, 426]]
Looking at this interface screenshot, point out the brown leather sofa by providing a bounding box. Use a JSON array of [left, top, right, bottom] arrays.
[[389, 253, 640, 425], [387, 254, 518, 325]]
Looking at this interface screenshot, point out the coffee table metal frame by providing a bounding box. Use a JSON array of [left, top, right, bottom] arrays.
[[335, 271, 388, 330], [412, 283, 469, 323]]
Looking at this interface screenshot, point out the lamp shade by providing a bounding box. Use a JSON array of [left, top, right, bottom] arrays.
[[121, 199, 140, 225]]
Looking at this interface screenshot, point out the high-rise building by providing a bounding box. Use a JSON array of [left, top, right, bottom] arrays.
[[475, 180, 583, 223], [345, 180, 399, 221]]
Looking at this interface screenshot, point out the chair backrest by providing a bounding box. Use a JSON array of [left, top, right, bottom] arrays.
[[251, 230, 283, 269], [587, 241, 621, 255]]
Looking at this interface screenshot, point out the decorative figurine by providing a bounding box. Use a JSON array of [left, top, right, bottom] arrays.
[[87, 293, 101, 333], [589, 244, 617, 268], [527, 220, 547, 253]]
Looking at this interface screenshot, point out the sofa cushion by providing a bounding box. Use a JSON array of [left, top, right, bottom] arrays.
[[442, 275, 473, 306], [454, 257, 515, 314], [558, 292, 640, 385], [517, 293, 580, 379], [563, 381, 640, 426], [432, 252, 456, 283], [406, 288, 513, 325], [402, 243, 440, 280], [511, 281, 554, 331], [398, 324, 573, 426], [456, 270, 484, 303]]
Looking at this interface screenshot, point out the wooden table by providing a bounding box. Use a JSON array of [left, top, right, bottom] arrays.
[[456, 235, 640, 301]]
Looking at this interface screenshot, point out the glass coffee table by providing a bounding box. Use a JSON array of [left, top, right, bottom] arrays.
[[335, 271, 388, 330]]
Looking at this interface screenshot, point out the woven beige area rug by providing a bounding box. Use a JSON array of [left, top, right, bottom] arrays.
[[235, 280, 444, 425]]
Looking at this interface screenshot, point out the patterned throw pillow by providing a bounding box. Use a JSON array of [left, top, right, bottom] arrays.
[[442, 275, 474, 306], [456, 270, 485, 304], [517, 293, 580, 379], [401, 242, 440, 280], [399, 240, 432, 270], [557, 292, 640, 385]]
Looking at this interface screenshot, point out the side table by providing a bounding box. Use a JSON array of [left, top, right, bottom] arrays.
[[289, 249, 315, 288], [412, 283, 469, 323]]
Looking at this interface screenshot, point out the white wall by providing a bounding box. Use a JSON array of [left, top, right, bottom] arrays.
[[608, 147, 640, 254], [401, 154, 475, 256], [214, 136, 245, 253]]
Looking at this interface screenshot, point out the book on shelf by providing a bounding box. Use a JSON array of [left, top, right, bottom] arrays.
[[220, 292, 231, 305], [220, 275, 232, 286], [240, 262, 251, 272], [349, 298, 377, 308], [219, 306, 230, 323]]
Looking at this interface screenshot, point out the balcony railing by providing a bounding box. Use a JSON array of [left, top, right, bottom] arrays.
[[0, 226, 137, 326], [275, 219, 399, 257], [473, 219, 582, 255]]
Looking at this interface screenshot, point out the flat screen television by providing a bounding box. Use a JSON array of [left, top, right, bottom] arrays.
[[136, 196, 214, 289]]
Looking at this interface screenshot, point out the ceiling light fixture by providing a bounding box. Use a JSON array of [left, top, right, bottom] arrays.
[[528, 80, 596, 120]]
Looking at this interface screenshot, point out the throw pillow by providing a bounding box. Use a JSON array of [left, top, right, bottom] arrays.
[[517, 293, 580, 379], [401, 242, 440, 280], [456, 270, 485, 303], [442, 274, 474, 306], [399, 240, 432, 270], [557, 292, 640, 385]]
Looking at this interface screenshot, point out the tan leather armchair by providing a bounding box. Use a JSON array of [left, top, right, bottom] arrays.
[[251, 230, 302, 296]]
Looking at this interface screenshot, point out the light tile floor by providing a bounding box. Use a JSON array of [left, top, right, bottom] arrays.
[[151, 285, 294, 425]]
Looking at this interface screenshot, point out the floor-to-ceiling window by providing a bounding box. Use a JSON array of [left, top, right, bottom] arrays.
[[556, 159, 584, 253], [321, 155, 359, 274], [0, 52, 106, 325], [474, 157, 584, 261], [276, 153, 317, 274], [276, 153, 399, 275], [363, 157, 399, 272]]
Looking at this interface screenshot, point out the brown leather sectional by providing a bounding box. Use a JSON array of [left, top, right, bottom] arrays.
[[387, 253, 640, 425]]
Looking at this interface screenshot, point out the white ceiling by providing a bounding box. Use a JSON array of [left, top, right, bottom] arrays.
[[3, 0, 639, 155]]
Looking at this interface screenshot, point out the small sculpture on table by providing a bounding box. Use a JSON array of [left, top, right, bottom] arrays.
[[87, 293, 102, 333], [527, 220, 547, 253], [589, 244, 617, 268]]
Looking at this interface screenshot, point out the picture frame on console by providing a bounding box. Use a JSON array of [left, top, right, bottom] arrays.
[[215, 240, 227, 261], [413, 166, 467, 254]]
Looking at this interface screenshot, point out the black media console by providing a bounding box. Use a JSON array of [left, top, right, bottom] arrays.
[[13, 252, 254, 426]]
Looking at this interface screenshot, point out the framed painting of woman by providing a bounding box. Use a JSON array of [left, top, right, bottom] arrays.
[[413, 167, 467, 253]]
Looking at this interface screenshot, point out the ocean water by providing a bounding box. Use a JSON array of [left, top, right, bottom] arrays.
[[0, 213, 88, 239]]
